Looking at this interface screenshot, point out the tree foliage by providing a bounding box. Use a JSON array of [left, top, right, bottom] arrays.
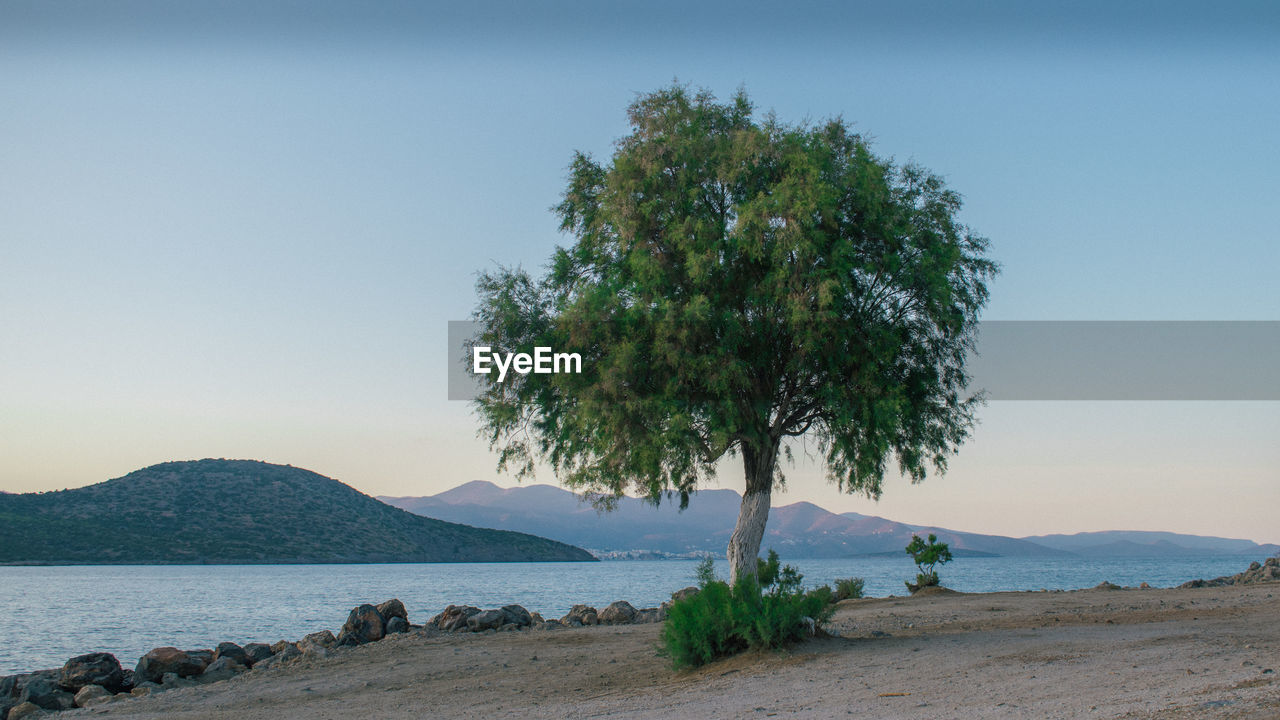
[[472, 84, 996, 573], [905, 532, 954, 591]]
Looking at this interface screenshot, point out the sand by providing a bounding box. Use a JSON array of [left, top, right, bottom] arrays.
[[64, 583, 1278, 719]]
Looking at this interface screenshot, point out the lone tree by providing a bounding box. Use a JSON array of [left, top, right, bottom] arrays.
[[472, 86, 996, 582]]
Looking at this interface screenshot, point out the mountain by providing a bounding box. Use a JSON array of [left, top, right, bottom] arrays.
[[381, 481, 1069, 558], [382, 481, 1280, 560], [0, 460, 595, 564], [1024, 531, 1280, 558]]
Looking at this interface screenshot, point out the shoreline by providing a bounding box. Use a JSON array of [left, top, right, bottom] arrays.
[[36, 582, 1279, 719]]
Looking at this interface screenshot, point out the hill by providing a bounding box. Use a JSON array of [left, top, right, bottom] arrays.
[[1025, 531, 1280, 558], [0, 460, 596, 564], [381, 481, 1070, 558]]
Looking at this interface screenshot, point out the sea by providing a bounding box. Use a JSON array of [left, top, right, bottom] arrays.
[[0, 554, 1263, 675]]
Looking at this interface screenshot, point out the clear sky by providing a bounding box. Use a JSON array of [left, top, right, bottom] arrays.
[[2, 1, 1277, 543]]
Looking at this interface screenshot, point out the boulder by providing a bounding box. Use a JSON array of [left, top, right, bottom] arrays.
[[671, 586, 700, 603], [269, 640, 298, 655], [185, 649, 214, 669], [298, 630, 337, 653], [243, 643, 274, 666], [385, 616, 409, 635], [254, 644, 300, 670], [376, 599, 408, 622], [119, 668, 136, 691], [431, 605, 481, 632], [529, 612, 544, 624], [634, 608, 661, 624], [160, 672, 198, 689], [213, 642, 249, 667], [73, 684, 112, 708], [500, 604, 533, 628], [59, 652, 124, 693], [131, 681, 161, 696], [135, 648, 206, 684], [560, 605, 598, 626], [337, 604, 386, 646], [7, 702, 44, 720], [199, 657, 246, 683], [466, 609, 506, 632], [17, 676, 74, 711], [1094, 581, 1122, 590], [599, 601, 638, 625]]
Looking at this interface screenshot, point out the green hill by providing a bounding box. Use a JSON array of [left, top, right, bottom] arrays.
[[0, 459, 596, 564]]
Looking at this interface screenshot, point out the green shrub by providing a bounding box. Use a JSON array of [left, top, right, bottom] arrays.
[[905, 533, 953, 592], [834, 577, 865, 601], [661, 551, 833, 669]]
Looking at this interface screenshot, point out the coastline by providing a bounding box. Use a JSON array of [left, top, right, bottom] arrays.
[[24, 583, 1278, 719]]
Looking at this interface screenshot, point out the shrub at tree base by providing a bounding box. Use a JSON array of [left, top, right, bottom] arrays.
[[661, 552, 834, 670]]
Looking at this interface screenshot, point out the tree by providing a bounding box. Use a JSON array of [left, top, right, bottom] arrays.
[[905, 533, 954, 591], [472, 85, 996, 583]]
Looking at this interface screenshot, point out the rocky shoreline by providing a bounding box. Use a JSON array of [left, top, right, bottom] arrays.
[[0, 590, 695, 720]]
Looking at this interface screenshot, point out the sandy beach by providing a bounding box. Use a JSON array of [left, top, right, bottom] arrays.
[[60, 583, 1278, 720]]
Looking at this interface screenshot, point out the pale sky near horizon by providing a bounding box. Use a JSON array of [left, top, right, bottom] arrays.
[[2, 2, 1277, 543]]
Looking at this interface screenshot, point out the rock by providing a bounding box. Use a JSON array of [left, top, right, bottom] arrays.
[[560, 604, 599, 626], [135, 648, 206, 684], [431, 605, 481, 632], [338, 604, 386, 646], [185, 649, 214, 669], [243, 643, 274, 666], [500, 604, 533, 628], [17, 676, 74, 711], [599, 600, 638, 625], [671, 586, 700, 603], [253, 644, 300, 670], [213, 642, 249, 667], [376, 599, 408, 622], [131, 681, 160, 696], [269, 640, 298, 655], [120, 668, 136, 691], [59, 652, 124, 693], [6, 701, 44, 720], [199, 657, 246, 683], [1179, 557, 1280, 588], [1094, 581, 1122, 590], [634, 608, 661, 624], [1139, 582, 1151, 589], [467, 609, 506, 632], [73, 684, 111, 708], [298, 631, 337, 653], [160, 672, 198, 689], [385, 616, 409, 635], [536, 619, 563, 630]]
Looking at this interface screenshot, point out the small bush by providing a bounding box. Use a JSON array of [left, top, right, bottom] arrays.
[[661, 551, 833, 669], [834, 577, 865, 601], [905, 533, 953, 592]]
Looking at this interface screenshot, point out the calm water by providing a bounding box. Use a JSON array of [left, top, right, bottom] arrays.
[[0, 555, 1262, 674]]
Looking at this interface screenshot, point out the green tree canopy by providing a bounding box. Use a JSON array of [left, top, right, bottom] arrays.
[[472, 85, 997, 581]]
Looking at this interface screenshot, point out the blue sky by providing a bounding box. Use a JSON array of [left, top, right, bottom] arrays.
[[1, 1, 1276, 542]]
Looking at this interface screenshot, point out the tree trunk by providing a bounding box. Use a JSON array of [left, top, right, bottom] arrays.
[[727, 444, 776, 585]]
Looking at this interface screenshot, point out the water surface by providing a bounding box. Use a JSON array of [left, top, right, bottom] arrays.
[[0, 555, 1260, 674]]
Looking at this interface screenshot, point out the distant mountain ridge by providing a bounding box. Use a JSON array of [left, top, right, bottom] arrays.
[[0, 460, 595, 564], [381, 481, 1280, 560]]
